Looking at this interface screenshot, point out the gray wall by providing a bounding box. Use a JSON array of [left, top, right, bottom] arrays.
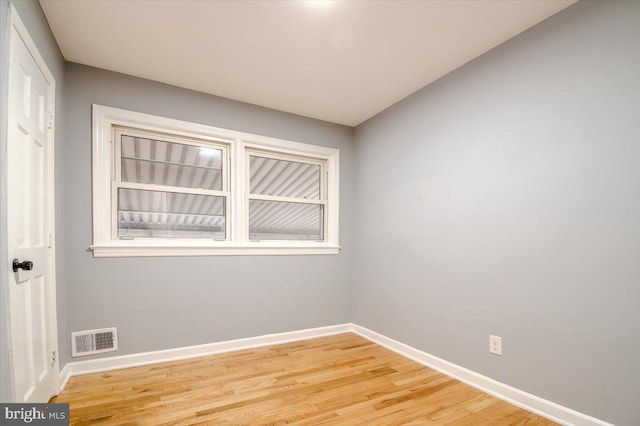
[[353, 1, 640, 425], [0, 0, 66, 402], [4, 1, 639, 424], [61, 63, 354, 365]]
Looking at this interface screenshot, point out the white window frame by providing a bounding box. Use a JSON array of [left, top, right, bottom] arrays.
[[91, 104, 340, 257], [245, 148, 327, 242], [112, 127, 231, 242]]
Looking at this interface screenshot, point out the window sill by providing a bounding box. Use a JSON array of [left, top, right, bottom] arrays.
[[90, 243, 341, 257]]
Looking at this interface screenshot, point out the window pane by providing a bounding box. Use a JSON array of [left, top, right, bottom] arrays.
[[117, 188, 225, 239], [249, 200, 323, 240], [121, 135, 223, 190], [249, 155, 320, 199]]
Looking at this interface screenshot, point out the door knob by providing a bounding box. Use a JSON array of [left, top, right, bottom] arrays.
[[12, 259, 33, 272]]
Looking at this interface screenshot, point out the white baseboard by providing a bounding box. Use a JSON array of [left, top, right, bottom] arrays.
[[57, 323, 613, 426], [350, 324, 613, 426], [57, 323, 351, 393], [58, 364, 71, 395]]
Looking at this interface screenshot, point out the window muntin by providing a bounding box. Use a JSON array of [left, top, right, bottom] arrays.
[[112, 128, 230, 241], [247, 151, 326, 241]]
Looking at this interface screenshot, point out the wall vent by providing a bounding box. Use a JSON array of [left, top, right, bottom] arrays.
[[71, 327, 118, 357]]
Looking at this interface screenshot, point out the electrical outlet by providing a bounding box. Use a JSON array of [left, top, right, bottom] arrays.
[[489, 335, 502, 356]]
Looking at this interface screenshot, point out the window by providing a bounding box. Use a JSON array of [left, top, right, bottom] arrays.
[[91, 105, 339, 256], [115, 129, 229, 240], [247, 151, 325, 241]]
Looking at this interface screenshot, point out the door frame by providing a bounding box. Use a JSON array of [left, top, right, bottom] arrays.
[[4, 2, 60, 400]]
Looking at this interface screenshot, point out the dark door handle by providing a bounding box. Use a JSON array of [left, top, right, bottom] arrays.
[[12, 259, 33, 272]]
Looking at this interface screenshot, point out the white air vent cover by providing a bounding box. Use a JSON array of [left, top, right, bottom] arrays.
[[71, 327, 118, 357]]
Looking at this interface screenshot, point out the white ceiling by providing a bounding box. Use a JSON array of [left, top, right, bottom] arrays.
[[39, 0, 575, 126]]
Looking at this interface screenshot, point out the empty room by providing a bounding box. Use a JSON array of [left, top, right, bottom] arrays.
[[1, 0, 638, 425]]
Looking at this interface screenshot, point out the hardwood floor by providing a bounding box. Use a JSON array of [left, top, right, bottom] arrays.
[[51, 333, 557, 425]]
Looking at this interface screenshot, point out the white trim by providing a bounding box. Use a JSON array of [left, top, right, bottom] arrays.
[[57, 364, 71, 395], [56, 323, 612, 425], [114, 181, 228, 197], [248, 193, 325, 205], [92, 105, 340, 257], [7, 3, 60, 401], [90, 244, 340, 257], [58, 324, 351, 389], [350, 324, 614, 426]]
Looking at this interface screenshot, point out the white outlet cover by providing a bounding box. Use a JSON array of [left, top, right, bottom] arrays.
[[489, 335, 502, 356]]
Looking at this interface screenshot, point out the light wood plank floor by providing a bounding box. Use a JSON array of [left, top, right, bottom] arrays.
[[52, 333, 557, 425]]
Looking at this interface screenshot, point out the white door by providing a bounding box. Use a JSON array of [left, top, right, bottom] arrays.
[[6, 6, 59, 403]]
